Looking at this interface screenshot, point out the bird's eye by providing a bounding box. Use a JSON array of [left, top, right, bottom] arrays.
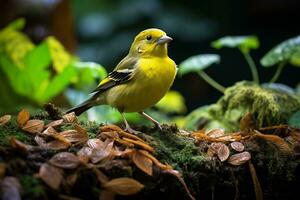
[[146, 35, 152, 40]]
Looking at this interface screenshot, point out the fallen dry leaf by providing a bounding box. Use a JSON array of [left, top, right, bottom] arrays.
[[114, 138, 135, 148], [228, 151, 251, 166], [87, 138, 105, 149], [217, 143, 230, 162], [39, 163, 63, 190], [0, 115, 11, 126], [100, 125, 144, 142], [103, 177, 144, 195], [66, 173, 78, 187], [139, 150, 172, 170], [206, 128, 224, 138], [122, 138, 154, 153], [58, 129, 87, 143], [132, 150, 153, 176], [230, 142, 245, 152], [62, 112, 77, 123], [91, 140, 114, 164], [10, 137, 34, 152], [41, 127, 71, 145], [49, 152, 81, 169], [22, 119, 44, 134], [1, 176, 22, 200], [45, 119, 64, 128], [17, 109, 30, 127], [77, 147, 93, 163], [35, 135, 70, 150]]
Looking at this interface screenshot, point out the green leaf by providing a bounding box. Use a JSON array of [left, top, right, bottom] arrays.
[[211, 36, 259, 53], [260, 35, 300, 67], [45, 36, 72, 73], [24, 42, 51, 70], [39, 65, 77, 103], [155, 90, 187, 114], [6, 18, 25, 30], [178, 54, 220, 76], [71, 61, 107, 89]]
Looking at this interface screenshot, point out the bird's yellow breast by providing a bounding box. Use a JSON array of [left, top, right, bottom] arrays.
[[105, 56, 176, 112]]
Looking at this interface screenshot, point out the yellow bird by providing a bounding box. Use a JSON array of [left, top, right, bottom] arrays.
[[67, 28, 177, 134]]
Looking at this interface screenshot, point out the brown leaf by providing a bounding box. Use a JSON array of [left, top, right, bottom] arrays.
[[42, 126, 58, 136], [87, 138, 105, 149], [206, 128, 224, 138], [103, 177, 144, 195], [0, 115, 11, 126], [1, 176, 22, 200], [62, 112, 77, 123], [66, 173, 78, 187], [10, 137, 34, 152], [58, 129, 87, 143], [0, 163, 6, 178], [138, 150, 172, 170], [100, 125, 144, 141], [210, 142, 223, 152], [122, 138, 154, 153], [45, 119, 63, 128], [132, 150, 153, 176], [228, 151, 251, 166], [217, 143, 230, 162], [230, 142, 245, 152], [77, 147, 93, 163], [49, 152, 81, 169], [90, 140, 114, 164], [35, 135, 70, 150], [17, 109, 30, 127], [22, 119, 44, 134], [39, 163, 63, 190], [240, 112, 257, 132]]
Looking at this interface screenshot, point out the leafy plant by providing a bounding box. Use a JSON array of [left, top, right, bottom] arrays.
[[260, 35, 300, 82]]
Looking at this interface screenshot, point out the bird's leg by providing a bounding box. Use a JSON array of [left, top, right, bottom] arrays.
[[120, 112, 140, 134], [138, 111, 163, 131]]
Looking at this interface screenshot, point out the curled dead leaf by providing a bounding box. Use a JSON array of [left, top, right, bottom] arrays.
[[103, 177, 144, 195], [58, 129, 87, 143], [122, 138, 154, 153], [230, 142, 245, 152], [77, 147, 93, 163], [62, 112, 77, 123], [10, 137, 34, 152], [228, 151, 251, 166], [45, 119, 64, 128], [206, 128, 224, 138], [91, 140, 114, 164], [17, 109, 30, 127], [100, 125, 144, 142], [35, 135, 70, 150], [249, 162, 263, 200], [39, 163, 63, 190], [22, 119, 44, 134], [132, 150, 153, 176], [87, 138, 105, 149], [49, 152, 81, 169], [138, 150, 172, 170], [0, 115, 11, 126], [1, 176, 22, 200], [217, 143, 230, 162]]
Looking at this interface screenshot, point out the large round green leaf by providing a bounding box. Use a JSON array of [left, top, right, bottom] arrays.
[[211, 36, 259, 53], [178, 54, 220, 76], [260, 35, 300, 67]]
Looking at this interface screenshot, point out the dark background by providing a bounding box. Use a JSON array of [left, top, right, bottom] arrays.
[[1, 0, 299, 111]]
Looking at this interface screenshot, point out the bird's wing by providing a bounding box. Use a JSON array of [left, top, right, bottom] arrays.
[[91, 56, 138, 94]]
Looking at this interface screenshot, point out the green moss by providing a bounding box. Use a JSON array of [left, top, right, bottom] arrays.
[[0, 116, 32, 146], [183, 81, 300, 131]]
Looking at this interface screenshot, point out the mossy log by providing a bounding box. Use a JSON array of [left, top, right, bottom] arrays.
[[0, 109, 300, 200]]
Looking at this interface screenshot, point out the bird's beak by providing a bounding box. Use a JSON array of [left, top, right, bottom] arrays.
[[156, 35, 173, 45]]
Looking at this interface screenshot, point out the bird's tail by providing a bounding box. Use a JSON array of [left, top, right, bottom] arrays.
[[66, 96, 98, 116]]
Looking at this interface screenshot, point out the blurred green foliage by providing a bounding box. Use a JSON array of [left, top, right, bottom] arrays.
[[211, 36, 259, 53]]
